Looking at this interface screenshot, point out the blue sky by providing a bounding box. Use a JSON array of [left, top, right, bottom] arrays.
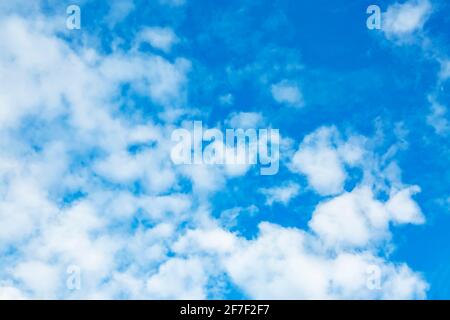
[[0, 0, 449, 299]]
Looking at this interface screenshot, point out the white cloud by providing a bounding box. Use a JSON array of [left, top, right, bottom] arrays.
[[0, 284, 27, 300], [146, 258, 207, 299], [93, 149, 177, 193], [382, 0, 432, 41], [427, 96, 450, 136], [290, 126, 364, 196], [0, 11, 193, 299], [14, 261, 60, 298], [106, 0, 135, 28], [173, 228, 237, 255], [310, 186, 424, 249], [172, 166, 426, 300], [219, 205, 259, 228], [99, 53, 190, 107], [0, 4, 429, 301], [224, 223, 330, 299], [309, 187, 388, 248], [137, 27, 179, 53], [271, 80, 303, 107], [222, 223, 427, 299], [225, 112, 264, 128], [180, 164, 226, 194], [259, 182, 300, 206], [386, 186, 424, 224]]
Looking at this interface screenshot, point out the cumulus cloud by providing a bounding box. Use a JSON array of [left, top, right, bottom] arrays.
[[171, 124, 427, 299], [146, 258, 207, 299], [382, 0, 432, 42], [310, 186, 424, 249], [290, 126, 365, 196], [0, 2, 429, 301], [0, 7, 194, 299], [0, 284, 26, 299], [271, 80, 303, 108], [381, 1, 450, 138], [174, 222, 427, 299], [137, 27, 179, 53]]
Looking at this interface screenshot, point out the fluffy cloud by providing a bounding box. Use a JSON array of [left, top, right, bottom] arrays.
[[0, 284, 26, 299], [310, 186, 424, 249], [146, 258, 208, 299], [290, 126, 364, 196], [381, 1, 450, 139], [172, 134, 427, 298], [0, 7, 193, 299], [386, 186, 424, 224], [136, 27, 179, 53], [382, 0, 432, 42], [271, 80, 303, 108], [380, 1, 450, 139], [0, 2, 430, 301], [175, 222, 427, 299]]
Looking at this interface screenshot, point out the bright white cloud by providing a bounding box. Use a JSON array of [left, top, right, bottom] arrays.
[[0, 284, 26, 300], [386, 186, 424, 224], [14, 261, 60, 298], [382, 0, 432, 41], [221, 223, 427, 299], [0, 3, 430, 301], [310, 186, 424, 249], [309, 187, 388, 248], [146, 258, 207, 299], [271, 80, 303, 108], [290, 126, 365, 196], [0, 10, 193, 299], [173, 228, 238, 255], [137, 27, 179, 53]]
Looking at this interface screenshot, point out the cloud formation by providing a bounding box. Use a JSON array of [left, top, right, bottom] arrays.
[[0, 0, 438, 300], [382, 0, 432, 42]]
